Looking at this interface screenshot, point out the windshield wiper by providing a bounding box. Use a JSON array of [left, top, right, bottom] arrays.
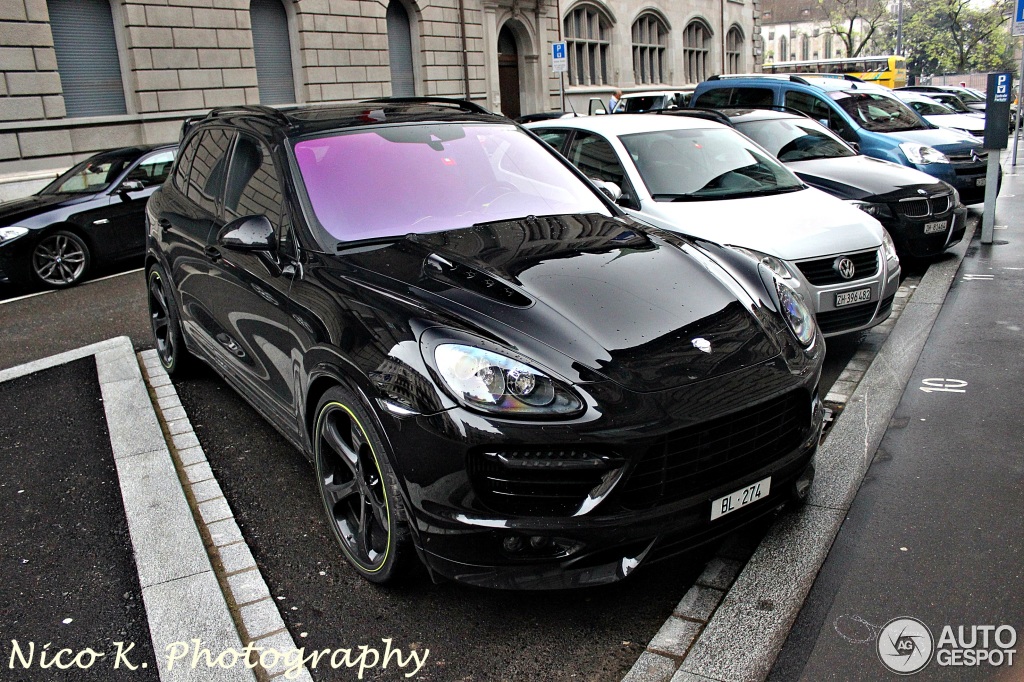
[[335, 233, 417, 252]]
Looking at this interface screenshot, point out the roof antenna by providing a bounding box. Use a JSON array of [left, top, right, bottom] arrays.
[[566, 98, 578, 117]]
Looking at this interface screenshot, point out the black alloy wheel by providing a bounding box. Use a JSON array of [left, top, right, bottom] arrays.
[[313, 387, 411, 583], [147, 265, 191, 375], [32, 230, 90, 288]]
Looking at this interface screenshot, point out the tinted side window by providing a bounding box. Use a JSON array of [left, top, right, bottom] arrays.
[[187, 128, 235, 214], [533, 129, 571, 153], [172, 135, 200, 192], [694, 88, 734, 108], [732, 88, 774, 107], [785, 91, 853, 138], [565, 132, 637, 208]]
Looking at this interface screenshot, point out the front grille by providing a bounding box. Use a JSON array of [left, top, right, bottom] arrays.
[[796, 250, 878, 285], [468, 449, 621, 516], [948, 151, 987, 165], [816, 300, 878, 334], [897, 192, 952, 218], [615, 391, 810, 510]]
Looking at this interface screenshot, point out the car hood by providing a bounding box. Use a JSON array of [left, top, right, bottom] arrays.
[[633, 187, 883, 261], [786, 155, 950, 201], [924, 113, 985, 133], [334, 214, 782, 393], [892, 127, 981, 151], [0, 192, 94, 227]]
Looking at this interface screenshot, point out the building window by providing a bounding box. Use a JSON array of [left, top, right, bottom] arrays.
[[726, 26, 743, 74], [779, 35, 788, 62], [47, 0, 127, 117], [387, 0, 416, 97], [801, 34, 810, 60], [565, 4, 612, 86], [682, 19, 712, 83], [250, 0, 296, 104], [632, 13, 668, 85], [824, 32, 833, 59]]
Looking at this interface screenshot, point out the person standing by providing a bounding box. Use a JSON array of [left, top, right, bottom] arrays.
[[608, 89, 623, 113]]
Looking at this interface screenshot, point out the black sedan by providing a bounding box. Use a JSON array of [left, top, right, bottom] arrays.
[[0, 144, 176, 288], [716, 108, 967, 261], [147, 100, 823, 589]]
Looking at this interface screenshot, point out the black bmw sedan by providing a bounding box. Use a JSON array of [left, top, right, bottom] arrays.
[[717, 108, 968, 262], [147, 100, 824, 589], [0, 144, 177, 288]]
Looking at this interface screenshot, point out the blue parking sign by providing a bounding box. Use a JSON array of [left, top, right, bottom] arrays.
[[1015, 0, 1024, 35], [551, 42, 568, 73]]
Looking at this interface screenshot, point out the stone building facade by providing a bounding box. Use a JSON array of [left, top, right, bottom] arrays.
[[760, 0, 872, 65], [0, 0, 759, 197]]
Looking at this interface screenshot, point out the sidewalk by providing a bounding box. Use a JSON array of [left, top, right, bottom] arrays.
[[769, 163, 1024, 679]]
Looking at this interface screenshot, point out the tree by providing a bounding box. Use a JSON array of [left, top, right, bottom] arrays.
[[900, 0, 1014, 75], [818, 0, 892, 58]]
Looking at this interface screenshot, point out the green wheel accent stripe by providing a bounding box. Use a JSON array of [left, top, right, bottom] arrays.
[[316, 400, 392, 573]]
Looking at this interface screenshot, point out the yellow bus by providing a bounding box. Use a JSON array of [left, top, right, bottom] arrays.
[[762, 55, 907, 89]]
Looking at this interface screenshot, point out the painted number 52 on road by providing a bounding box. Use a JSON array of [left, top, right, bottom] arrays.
[[711, 477, 771, 520]]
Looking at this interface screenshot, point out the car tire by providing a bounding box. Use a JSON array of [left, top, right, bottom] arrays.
[[313, 386, 413, 584], [31, 230, 90, 288], [146, 264, 193, 375]]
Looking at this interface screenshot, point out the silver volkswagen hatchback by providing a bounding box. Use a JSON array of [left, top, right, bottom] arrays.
[[527, 114, 901, 336]]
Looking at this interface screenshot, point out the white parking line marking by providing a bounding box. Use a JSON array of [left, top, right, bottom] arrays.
[[0, 267, 143, 305], [920, 378, 968, 394], [962, 274, 995, 281]]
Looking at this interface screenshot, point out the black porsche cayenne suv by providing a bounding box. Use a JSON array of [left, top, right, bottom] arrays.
[[146, 99, 824, 589]]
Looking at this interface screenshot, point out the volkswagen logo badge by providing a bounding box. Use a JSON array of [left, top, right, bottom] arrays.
[[834, 256, 856, 280]]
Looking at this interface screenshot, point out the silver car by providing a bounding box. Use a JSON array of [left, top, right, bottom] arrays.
[[527, 114, 901, 336]]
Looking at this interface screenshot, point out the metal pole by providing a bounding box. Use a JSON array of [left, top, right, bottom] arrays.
[[981, 153, 1001, 243], [1014, 38, 1024, 166], [896, 0, 904, 56]]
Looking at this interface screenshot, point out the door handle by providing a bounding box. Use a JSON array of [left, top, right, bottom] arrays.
[[204, 245, 222, 261]]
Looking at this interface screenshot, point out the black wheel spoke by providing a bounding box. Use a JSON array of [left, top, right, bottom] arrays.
[[322, 476, 357, 507], [323, 419, 359, 471]]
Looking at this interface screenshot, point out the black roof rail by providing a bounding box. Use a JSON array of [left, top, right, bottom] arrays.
[[206, 105, 293, 126], [360, 97, 493, 115], [654, 107, 735, 127]]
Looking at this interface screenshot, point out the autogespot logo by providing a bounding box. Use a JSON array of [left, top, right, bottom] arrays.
[[877, 617, 934, 675]]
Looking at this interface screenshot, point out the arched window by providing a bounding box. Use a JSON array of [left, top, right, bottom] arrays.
[[250, 0, 296, 105], [779, 35, 788, 62], [632, 13, 668, 85], [726, 26, 743, 74], [47, 0, 126, 117], [682, 19, 712, 83], [800, 34, 810, 60], [565, 4, 612, 86], [387, 0, 416, 97]]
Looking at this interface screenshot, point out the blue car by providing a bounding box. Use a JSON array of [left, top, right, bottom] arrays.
[[691, 75, 996, 204]]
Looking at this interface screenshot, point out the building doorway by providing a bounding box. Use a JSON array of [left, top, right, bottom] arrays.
[[497, 25, 520, 119]]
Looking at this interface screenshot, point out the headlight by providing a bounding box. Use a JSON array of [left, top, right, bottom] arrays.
[[846, 200, 891, 218], [731, 247, 796, 282], [775, 280, 816, 347], [951, 187, 962, 206], [0, 226, 29, 244], [881, 230, 899, 263], [899, 143, 948, 165], [433, 344, 583, 416]]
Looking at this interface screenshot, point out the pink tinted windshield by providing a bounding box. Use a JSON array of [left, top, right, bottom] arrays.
[[293, 123, 610, 242]]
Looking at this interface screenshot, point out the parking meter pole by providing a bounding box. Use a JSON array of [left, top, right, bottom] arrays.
[[982, 155, 1001, 243], [982, 72, 1012, 244]]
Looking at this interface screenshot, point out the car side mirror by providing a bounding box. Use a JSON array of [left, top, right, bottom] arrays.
[[848, 141, 860, 153], [218, 215, 276, 253], [591, 179, 622, 202], [117, 179, 145, 195]]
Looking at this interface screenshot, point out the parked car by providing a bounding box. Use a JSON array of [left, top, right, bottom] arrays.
[[147, 99, 824, 589], [525, 113, 901, 336], [898, 85, 986, 113], [691, 75, 996, 204], [891, 90, 985, 137], [715, 108, 968, 261], [0, 144, 177, 288], [615, 88, 695, 113]]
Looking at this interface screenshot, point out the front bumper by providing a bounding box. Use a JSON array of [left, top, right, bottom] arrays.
[[378, 356, 823, 589], [792, 247, 900, 336], [882, 201, 967, 259]]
